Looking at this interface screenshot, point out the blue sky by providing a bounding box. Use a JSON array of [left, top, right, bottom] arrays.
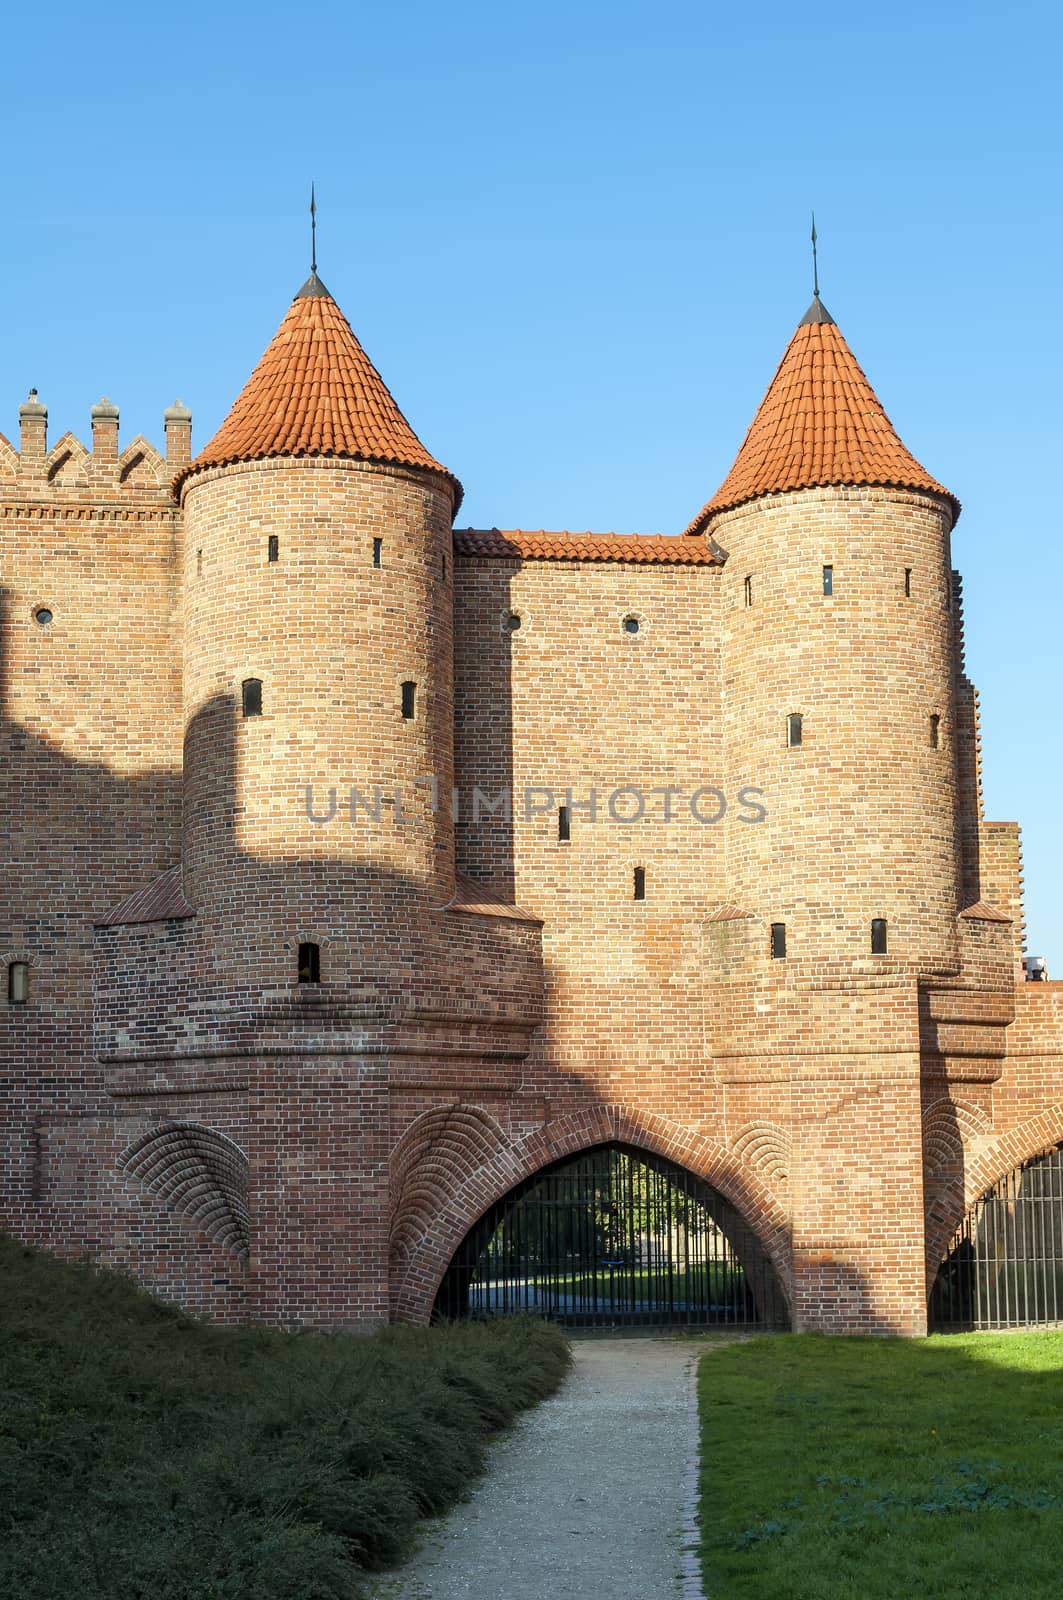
[[3, 0, 1061, 964]]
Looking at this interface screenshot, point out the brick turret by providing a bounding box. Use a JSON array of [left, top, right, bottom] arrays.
[[177, 269, 461, 989], [692, 294, 962, 973]]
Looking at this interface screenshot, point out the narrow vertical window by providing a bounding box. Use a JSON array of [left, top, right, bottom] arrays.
[[241, 678, 263, 718], [196, 548, 203, 577], [787, 713, 803, 747], [822, 564, 834, 596], [744, 575, 752, 607], [373, 538, 382, 568], [929, 713, 940, 749], [904, 567, 912, 598], [401, 681, 416, 720], [7, 961, 28, 1005], [770, 923, 787, 959], [633, 866, 646, 901], [871, 918, 888, 955], [558, 805, 570, 842], [442, 552, 447, 579], [297, 942, 321, 984], [267, 535, 279, 563]]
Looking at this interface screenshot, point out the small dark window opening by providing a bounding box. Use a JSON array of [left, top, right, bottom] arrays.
[[623, 615, 640, 635], [633, 866, 646, 901], [945, 576, 952, 612], [442, 552, 447, 579], [401, 681, 416, 719], [787, 712, 803, 747], [267, 535, 279, 563], [505, 612, 522, 632], [744, 575, 752, 607], [871, 918, 888, 955], [297, 942, 320, 984], [904, 567, 912, 597], [373, 538, 382, 568], [822, 564, 834, 596], [196, 548, 203, 577], [241, 678, 263, 718], [770, 923, 787, 959], [7, 961, 28, 1005], [34, 608, 53, 627], [930, 713, 940, 749], [558, 805, 570, 842]]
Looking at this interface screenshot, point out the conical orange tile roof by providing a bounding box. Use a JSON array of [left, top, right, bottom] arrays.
[[175, 273, 461, 508], [684, 298, 958, 534]]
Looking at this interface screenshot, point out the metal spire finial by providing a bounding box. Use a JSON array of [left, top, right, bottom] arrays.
[[310, 183, 317, 274], [811, 211, 820, 300]]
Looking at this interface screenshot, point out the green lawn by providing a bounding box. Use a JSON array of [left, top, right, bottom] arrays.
[[698, 1332, 1063, 1599], [0, 1236, 570, 1600]]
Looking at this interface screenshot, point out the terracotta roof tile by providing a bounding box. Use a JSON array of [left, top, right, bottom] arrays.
[[175, 275, 460, 508], [453, 529, 723, 565], [96, 866, 194, 926], [684, 301, 959, 534]]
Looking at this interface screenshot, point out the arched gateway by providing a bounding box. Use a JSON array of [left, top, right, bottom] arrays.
[[931, 1142, 1063, 1330], [434, 1141, 790, 1331]]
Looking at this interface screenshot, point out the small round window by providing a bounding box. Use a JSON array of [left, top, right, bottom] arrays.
[[34, 608, 53, 627], [623, 615, 640, 635], [504, 612, 522, 632]]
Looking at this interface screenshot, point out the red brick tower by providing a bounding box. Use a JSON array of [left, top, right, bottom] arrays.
[[174, 267, 463, 1323], [687, 292, 963, 1333]]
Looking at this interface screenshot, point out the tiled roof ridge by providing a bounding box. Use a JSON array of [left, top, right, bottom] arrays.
[[174, 288, 461, 509], [454, 528, 724, 566], [684, 314, 959, 535]]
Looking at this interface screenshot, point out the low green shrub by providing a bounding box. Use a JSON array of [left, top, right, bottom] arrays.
[[0, 1236, 571, 1598]]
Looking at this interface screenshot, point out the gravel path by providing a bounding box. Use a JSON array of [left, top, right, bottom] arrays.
[[369, 1337, 707, 1600]]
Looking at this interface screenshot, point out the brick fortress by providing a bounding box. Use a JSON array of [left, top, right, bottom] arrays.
[[3, 261, 1062, 1336]]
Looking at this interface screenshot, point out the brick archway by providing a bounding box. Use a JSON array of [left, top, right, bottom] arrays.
[[925, 1102, 1063, 1279], [390, 1102, 792, 1324]]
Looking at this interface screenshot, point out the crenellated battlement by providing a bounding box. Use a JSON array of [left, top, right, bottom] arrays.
[[0, 391, 191, 503]]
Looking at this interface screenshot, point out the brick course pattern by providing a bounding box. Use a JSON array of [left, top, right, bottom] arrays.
[[2, 278, 1062, 1335]]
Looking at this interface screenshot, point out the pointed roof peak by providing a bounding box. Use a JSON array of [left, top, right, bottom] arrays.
[[684, 306, 958, 534], [799, 292, 834, 326], [294, 269, 331, 299], [175, 280, 461, 508]]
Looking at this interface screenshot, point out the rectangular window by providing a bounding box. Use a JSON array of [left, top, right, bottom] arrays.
[[401, 681, 416, 719], [241, 678, 263, 718], [267, 535, 279, 563], [871, 918, 888, 955], [744, 575, 752, 607], [297, 942, 321, 984], [930, 713, 940, 749], [633, 866, 646, 901], [7, 961, 28, 1005], [787, 712, 803, 747], [822, 564, 833, 596], [558, 805, 570, 842], [770, 923, 787, 959], [373, 538, 382, 568], [905, 567, 912, 598]]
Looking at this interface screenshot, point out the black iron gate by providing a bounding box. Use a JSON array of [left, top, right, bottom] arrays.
[[931, 1142, 1063, 1330], [434, 1142, 789, 1330]]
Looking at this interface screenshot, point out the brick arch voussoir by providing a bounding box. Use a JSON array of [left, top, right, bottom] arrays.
[[392, 1102, 792, 1325], [925, 1103, 1063, 1275]]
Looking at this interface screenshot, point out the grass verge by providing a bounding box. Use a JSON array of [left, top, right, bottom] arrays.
[[698, 1332, 1063, 1599], [0, 1235, 571, 1599]]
